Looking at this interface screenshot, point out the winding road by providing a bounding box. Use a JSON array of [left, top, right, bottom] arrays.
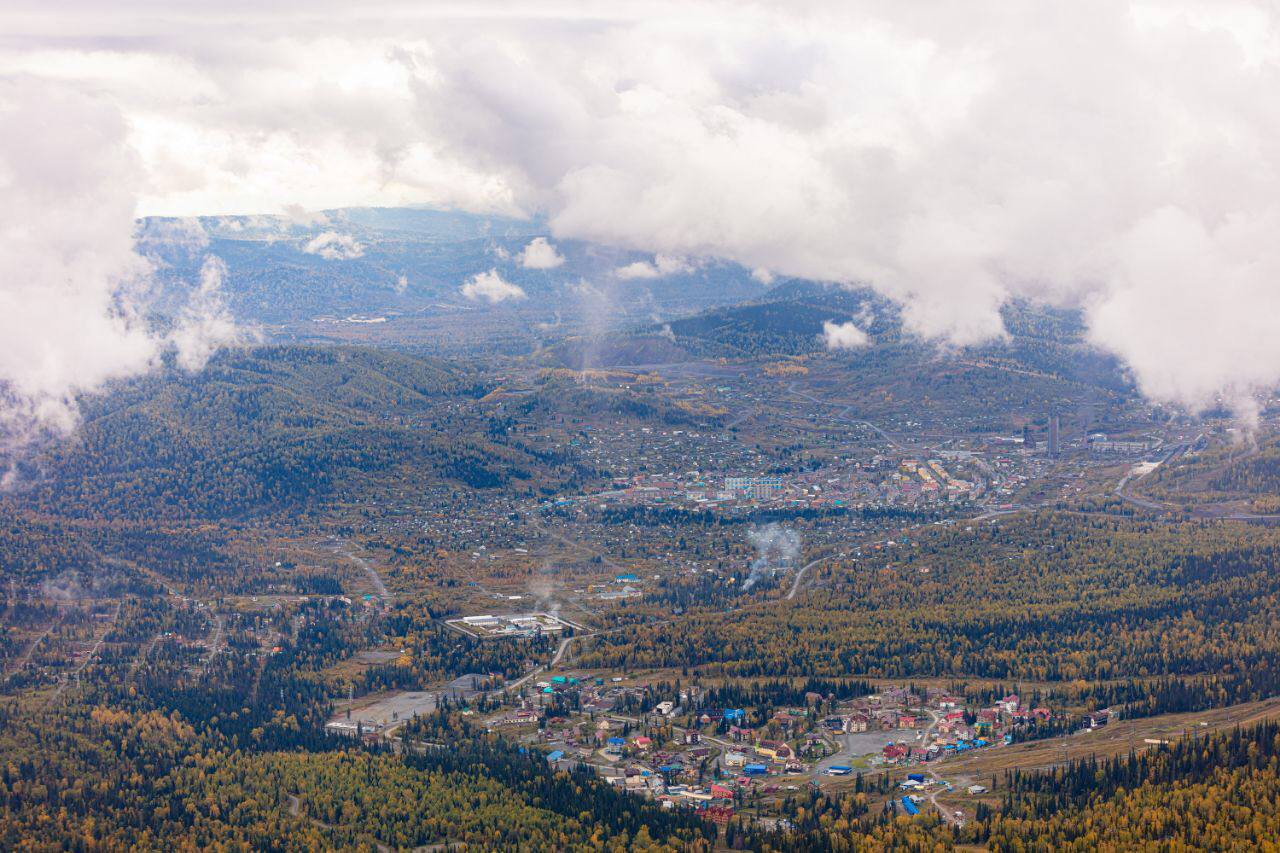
[[786, 383, 907, 452], [1113, 438, 1280, 522], [918, 711, 966, 827], [492, 633, 585, 698], [786, 553, 838, 601]]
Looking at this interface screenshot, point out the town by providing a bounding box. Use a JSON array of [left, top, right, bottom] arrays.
[[331, 650, 1095, 829]]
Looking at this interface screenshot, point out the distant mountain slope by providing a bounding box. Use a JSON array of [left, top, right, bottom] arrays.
[[538, 279, 1138, 436], [547, 278, 1126, 384], [136, 208, 768, 341], [662, 287, 888, 356]]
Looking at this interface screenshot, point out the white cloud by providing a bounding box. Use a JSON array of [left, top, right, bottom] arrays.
[[283, 204, 330, 228], [138, 216, 209, 251], [460, 268, 526, 304], [614, 261, 659, 280], [565, 278, 602, 298], [302, 230, 364, 260], [0, 78, 240, 455], [518, 236, 564, 269], [4, 3, 1280, 413], [822, 320, 869, 350], [751, 267, 775, 285], [614, 254, 691, 280], [168, 255, 249, 371]]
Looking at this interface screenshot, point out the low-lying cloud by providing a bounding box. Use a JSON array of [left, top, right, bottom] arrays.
[[614, 255, 692, 280], [0, 78, 240, 457], [302, 231, 365, 260], [461, 269, 526, 304], [822, 320, 869, 350], [518, 237, 564, 269], [168, 256, 245, 372]]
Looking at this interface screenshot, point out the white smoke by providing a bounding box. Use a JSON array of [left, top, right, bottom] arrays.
[[0, 78, 240, 456], [742, 523, 801, 591], [528, 576, 561, 620], [40, 571, 87, 602]]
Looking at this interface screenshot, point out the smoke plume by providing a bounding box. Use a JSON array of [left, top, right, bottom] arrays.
[[40, 571, 87, 602], [743, 523, 801, 591], [528, 576, 561, 620]]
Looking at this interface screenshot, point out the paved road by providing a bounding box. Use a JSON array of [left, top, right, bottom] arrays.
[[1112, 441, 1280, 522], [485, 611, 692, 701], [1113, 464, 1168, 512], [725, 404, 761, 430], [967, 507, 1020, 522], [488, 630, 596, 699], [501, 636, 576, 695]]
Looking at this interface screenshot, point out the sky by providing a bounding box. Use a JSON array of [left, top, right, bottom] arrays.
[[2, 0, 1280, 440]]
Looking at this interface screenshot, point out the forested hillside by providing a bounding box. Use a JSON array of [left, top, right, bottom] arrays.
[[6, 346, 595, 525], [0, 690, 711, 850], [583, 512, 1280, 718], [749, 720, 1280, 851]]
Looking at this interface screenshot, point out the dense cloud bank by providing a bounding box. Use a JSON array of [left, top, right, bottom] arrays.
[[2, 1, 1279, 424], [0, 80, 240, 456]]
